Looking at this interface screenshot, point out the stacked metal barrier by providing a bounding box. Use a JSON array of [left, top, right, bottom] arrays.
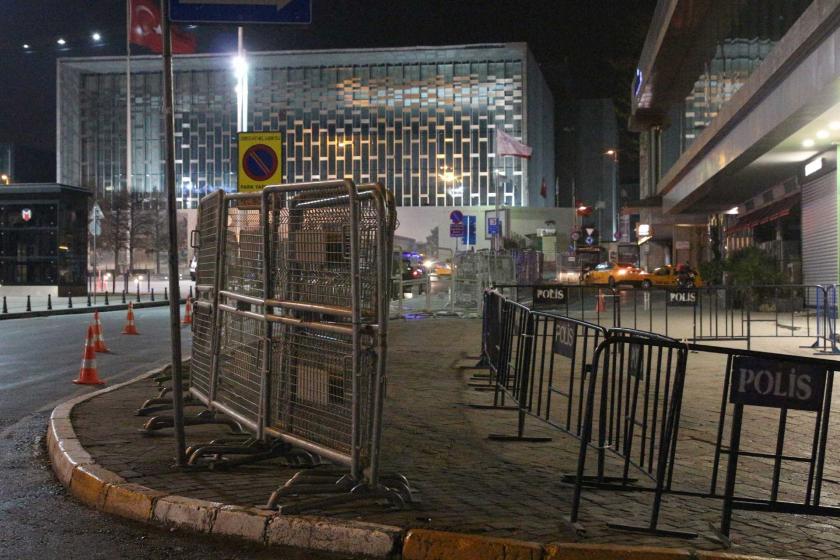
[[158, 180, 406, 512]]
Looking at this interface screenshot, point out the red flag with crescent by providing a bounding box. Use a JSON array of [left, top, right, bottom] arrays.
[[130, 0, 197, 55]]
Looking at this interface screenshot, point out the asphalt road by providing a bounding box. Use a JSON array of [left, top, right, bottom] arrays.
[[0, 307, 350, 559]]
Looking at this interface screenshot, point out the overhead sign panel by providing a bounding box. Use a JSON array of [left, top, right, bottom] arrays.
[[237, 131, 283, 192], [170, 0, 311, 24]]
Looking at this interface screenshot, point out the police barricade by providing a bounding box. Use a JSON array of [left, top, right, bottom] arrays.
[[697, 343, 840, 537], [189, 189, 225, 401], [497, 283, 831, 351], [569, 329, 691, 537], [568, 335, 840, 539], [477, 289, 608, 443], [260, 181, 408, 512], [146, 180, 407, 513], [492, 283, 620, 329], [136, 191, 224, 416]]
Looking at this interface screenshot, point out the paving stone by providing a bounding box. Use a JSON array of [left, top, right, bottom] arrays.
[[69, 319, 840, 558]]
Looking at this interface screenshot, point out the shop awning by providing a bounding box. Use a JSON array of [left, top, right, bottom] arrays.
[[726, 195, 799, 235]]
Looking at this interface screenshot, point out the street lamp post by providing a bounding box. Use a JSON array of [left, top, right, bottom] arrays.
[[605, 149, 619, 240]]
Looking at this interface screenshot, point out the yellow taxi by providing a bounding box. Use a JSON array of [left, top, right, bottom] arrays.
[[583, 262, 648, 287], [641, 265, 703, 288]]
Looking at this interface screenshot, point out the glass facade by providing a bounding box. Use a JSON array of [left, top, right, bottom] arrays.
[[682, 0, 812, 149], [59, 44, 552, 210]]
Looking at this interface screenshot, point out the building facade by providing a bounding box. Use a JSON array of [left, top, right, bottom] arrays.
[[57, 43, 555, 252], [629, 0, 829, 279]]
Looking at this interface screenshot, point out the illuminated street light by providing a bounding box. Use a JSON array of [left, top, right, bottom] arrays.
[[22, 44, 30, 50], [232, 55, 249, 132], [0, 174, 9, 185], [91, 32, 102, 42], [56, 38, 66, 46]]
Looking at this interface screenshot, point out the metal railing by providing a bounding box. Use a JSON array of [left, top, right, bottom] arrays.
[[492, 283, 838, 351], [479, 288, 840, 540]]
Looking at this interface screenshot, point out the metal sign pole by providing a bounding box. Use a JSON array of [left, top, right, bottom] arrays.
[[161, 0, 187, 467]]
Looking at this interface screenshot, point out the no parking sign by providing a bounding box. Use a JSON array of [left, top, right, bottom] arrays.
[[237, 131, 283, 192]]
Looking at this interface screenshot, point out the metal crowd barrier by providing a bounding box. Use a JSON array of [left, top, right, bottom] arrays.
[[146, 180, 410, 513], [493, 283, 835, 351], [479, 287, 840, 540]]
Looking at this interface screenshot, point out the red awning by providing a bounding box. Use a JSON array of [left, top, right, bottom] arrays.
[[726, 195, 799, 235]]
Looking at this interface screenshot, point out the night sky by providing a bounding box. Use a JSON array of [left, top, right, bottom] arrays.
[[0, 0, 656, 182]]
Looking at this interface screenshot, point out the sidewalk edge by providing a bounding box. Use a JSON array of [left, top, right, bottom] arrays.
[[46, 367, 403, 558], [48, 370, 779, 560]]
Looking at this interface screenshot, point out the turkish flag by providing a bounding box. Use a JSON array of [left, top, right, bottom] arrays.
[[130, 0, 197, 55]]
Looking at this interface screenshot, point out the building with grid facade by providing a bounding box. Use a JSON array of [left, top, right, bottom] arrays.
[[57, 44, 555, 245]]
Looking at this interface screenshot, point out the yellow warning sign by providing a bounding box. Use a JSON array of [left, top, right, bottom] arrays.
[[237, 131, 283, 192]]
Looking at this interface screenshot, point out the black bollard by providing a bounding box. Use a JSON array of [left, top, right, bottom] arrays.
[[121, 290, 126, 304], [164, 287, 168, 301], [47, 294, 52, 310], [87, 293, 92, 307], [136, 283, 141, 303], [151, 288, 155, 302], [26, 295, 31, 312], [2, 296, 7, 314], [189, 285, 193, 299], [68, 296, 73, 309], [104, 291, 110, 305]]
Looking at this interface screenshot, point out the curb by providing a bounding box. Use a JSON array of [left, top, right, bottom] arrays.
[[2, 298, 186, 321], [47, 367, 403, 558], [48, 370, 781, 560]]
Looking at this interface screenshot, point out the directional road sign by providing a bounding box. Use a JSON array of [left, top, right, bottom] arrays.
[[237, 131, 283, 192], [170, 0, 312, 24]]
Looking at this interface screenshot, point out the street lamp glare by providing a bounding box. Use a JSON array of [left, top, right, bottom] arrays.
[[92, 32, 102, 42], [605, 149, 616, 156], [22, 44, 30, 49], [232, 55, 248, 78], [57, 38, 66, 46]]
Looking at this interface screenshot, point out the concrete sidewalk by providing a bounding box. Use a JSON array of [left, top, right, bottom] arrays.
[[59, 318, 836, 558]]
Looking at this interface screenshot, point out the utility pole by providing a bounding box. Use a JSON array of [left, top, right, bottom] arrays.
[[161, 0, 187, 467]]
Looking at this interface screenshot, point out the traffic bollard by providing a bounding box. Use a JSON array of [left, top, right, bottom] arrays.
[[189, 285, 193, 299], [2, 296, 7, 314], [104, 292, 109, 305], [68, 296, 73, 309], [47, 294, 52, 310], [164, 287, 168, 301], [121, 290, 126, 304], [150, 288, 155, 302], [136, 284, 141, 303], [26, 295, 31, 312], [87, 293, 92, 307]]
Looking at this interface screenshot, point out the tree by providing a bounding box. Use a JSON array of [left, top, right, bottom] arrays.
[[99, 191, 130, 292]]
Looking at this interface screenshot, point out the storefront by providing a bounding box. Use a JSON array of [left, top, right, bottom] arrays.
[[0, 184, 89, 296]]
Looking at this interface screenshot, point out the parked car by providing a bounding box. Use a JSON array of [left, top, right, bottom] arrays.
[[641, 265, 703, 289], [583, 261, 648, 287]]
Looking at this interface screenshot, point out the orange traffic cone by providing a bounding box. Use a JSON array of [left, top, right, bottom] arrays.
[[122, 302, 139, 335], [182, 297, 193, 326], [595, 289, 607, 313], [91, 310, 109, 352], [74, 325, 105, 385]]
